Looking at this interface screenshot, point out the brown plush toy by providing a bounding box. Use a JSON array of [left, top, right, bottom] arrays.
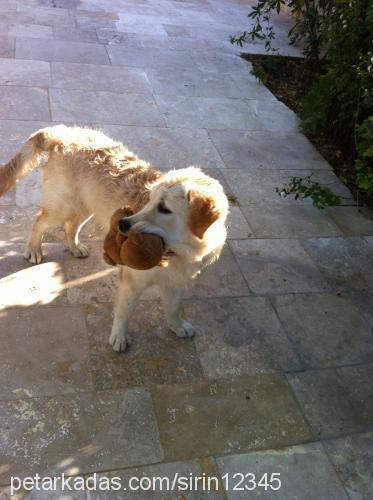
[[103, 207, 166, 270]]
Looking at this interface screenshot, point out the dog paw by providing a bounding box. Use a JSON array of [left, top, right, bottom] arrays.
[[24, 246, 43, 265], [109, 329, 130, 353], [72, 243, 89, 258], [170, 320, 196, 339]]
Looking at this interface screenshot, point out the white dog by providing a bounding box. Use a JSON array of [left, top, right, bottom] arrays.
[[0, 125, 229, 352]]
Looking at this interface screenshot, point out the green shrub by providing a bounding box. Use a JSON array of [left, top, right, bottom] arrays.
[[232, 0, 373, 204]]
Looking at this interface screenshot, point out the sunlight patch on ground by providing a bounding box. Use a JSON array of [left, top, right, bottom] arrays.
[[0, 262, 64, 309]]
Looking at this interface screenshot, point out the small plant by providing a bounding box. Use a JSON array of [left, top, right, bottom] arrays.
[[276, 174, 342, 208]]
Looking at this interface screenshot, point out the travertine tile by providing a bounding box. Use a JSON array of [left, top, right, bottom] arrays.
[[288, 364, 373, 438], [184, 297, 300, 376], [241, 203, 342, 238], [327, 206, 373, 236], [50, 89, 164, 126], [0, 305, 92, 400], [86, 301, 202, 390], [0, 36, 14, 57], [107, 46, 196, 69], [51, 62, 152, 94], [226, 206, 254, 239], [0, 58, 50, 87], [146, 67, 243, 98], [0, 388, 163, 483], [208, 129, 331, 169], [151, 374, 311, 461], [325, 431, 373, 500], [16, 37, 109, 64], [186, 245, 250, 298], [229, 238, 329, 294], [348, 291, 373, 329], [154, 95, 256, 130], [0, 86, 50, 120], [97, 124, 225, 170], [302, 237, 373, 291], [274, 293, 373, 368], [0, 243, 67, 307], [217, 443, 349, 500], [62, 242, 118, 304], [221, 169, 352, 205]]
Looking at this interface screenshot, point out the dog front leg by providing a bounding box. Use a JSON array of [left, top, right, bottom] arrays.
[[161, 286, 195, 339], [109, 267, 144, 352]]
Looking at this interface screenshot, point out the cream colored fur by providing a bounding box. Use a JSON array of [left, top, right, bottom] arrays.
[[0, 125, 229, 351]]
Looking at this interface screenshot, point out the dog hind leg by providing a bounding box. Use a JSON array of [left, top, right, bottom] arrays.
[[64, 213, 91, 258], [24, 209, 61, 264]]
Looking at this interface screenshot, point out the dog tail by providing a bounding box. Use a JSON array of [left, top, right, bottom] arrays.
[[0, 128, 58, 196]]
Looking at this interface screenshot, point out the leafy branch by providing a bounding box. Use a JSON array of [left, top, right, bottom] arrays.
[[276, 174, 342, 208]]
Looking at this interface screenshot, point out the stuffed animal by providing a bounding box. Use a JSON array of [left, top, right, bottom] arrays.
[[103, 207, 166, 270]]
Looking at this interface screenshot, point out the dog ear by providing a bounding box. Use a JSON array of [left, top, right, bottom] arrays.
[[187, 190, 220, 239]]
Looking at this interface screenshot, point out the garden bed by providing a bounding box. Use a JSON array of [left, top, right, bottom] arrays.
[[242, 53, 369, 206]]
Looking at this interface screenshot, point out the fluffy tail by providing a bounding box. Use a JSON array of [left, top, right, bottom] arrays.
[[0, 129, 58, 196]]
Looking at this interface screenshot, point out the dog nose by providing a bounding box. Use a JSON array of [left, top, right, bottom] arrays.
[[118, 218, 132, 233]]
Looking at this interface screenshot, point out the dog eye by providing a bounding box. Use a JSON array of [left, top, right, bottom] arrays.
[[158, 202, 172, 214]]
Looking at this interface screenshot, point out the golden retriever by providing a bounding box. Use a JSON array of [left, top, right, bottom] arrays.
[[0, 125, 228, 351]]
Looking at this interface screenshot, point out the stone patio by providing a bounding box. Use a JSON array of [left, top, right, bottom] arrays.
[[0, 0, 373, 498]]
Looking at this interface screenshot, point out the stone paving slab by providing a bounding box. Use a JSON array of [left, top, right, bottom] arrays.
[[192, 51, 249, 73], [16, 38, 110, 64], [221, 169, 353, 206], [0, 388, 163, 484], [302, 237, 373, 291], [0, 86, 50, 121], [241, 203, 342, 238], [229, 238, 329, 295], [51, 62, 153, 94], [155, 95, 261, 131], [185, 246, 251, 299], [107, 46, 196, 70], [274, 293, 373, 368], [184, 297, 301, 377], [52, 25, 99, 43], [208, 129, 331, 170], [12, 5, 73, 26], [226, 206, 254, 239], [146, 67, 246, 99], [288, 364, 373, 439], [151, 374, 312, 461], [324, 431, 373, 500], [85, 301, 203, 390], [349, 291, 373, 330], [0, 243, 67, 308], [50, 89, 165, 126], [216, 442, 349, 499], [75, 10, 118, 31], [0, 36, 15, 58], [0, 58, 50, 87], [7, 23, 54, 39], [97, 124, 226, 170], [326, 206, 373, 236], [62, 243, 118, 305], [97, 29, 170, 48], [0, 305, 92, 400]]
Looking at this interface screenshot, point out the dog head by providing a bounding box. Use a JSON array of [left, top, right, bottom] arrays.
[[118, 167, 228, 260]]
